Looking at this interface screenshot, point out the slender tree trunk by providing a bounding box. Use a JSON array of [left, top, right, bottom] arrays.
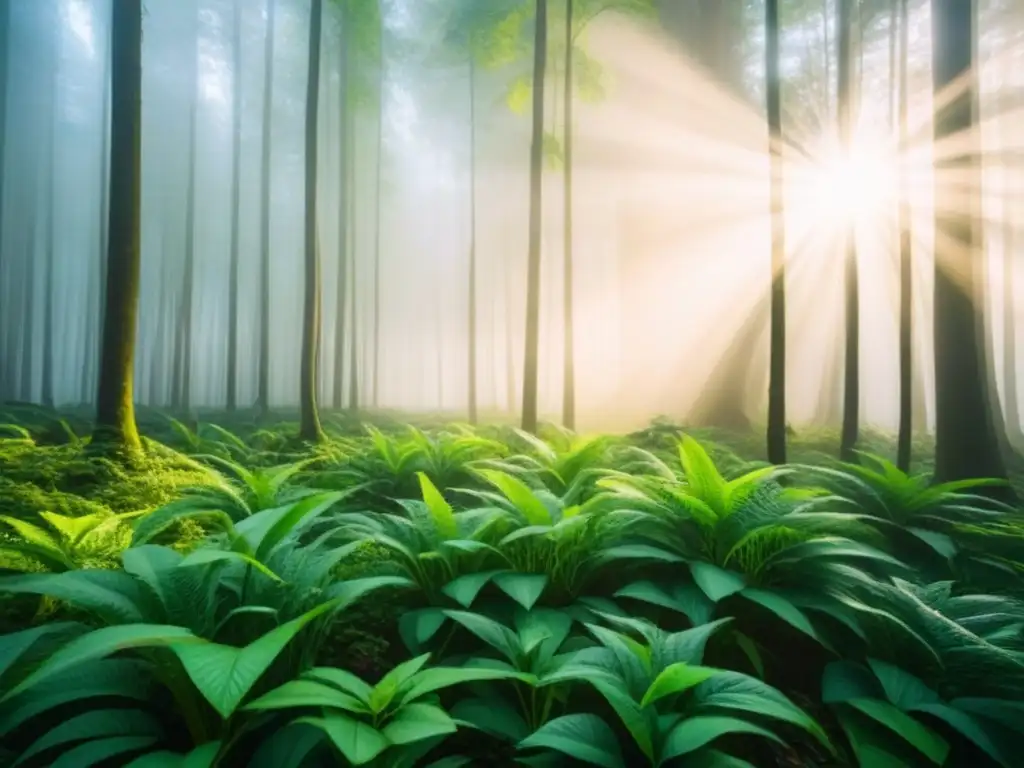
[[89, 39, 113, 404], [93, 0, 142, 452], [838, 0, 859, 461], [299, 0, 325, 441], [256, 0, 276, 413], [347, 93, 359, 413], [227, 0, 242, 410], [372, 36, 384, 409], [562, 0, 577, 431], [896, 0, 913, 471], [521, 0, 548, 434], [765, 0, 786, 463], [467, 53, 478, 424], [178, 79, 198, 414], [0, 0, 9, 399], [333, 15, 350, 409], [931, 0, 1009, 485], [41, 19, 58, 409]]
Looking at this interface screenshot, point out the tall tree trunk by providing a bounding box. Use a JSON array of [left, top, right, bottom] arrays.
[[299, 0, 325, 442], [521, 0, 548, 434], [347, 96, 359, 413], [87, 38, 113, 405], [333, 15, 350, 410], [896, 0, 913, 471], [41, 17, 58, 409], [562, 0, 576, 431], [256, 0, 276, 413], [178, 72, 198, 414], [226, 0, 242, 410], [0, 0, 9, 399], [93, 0, 142, 452], [931, 0, 1009, 485], [838, 0, 859, 461], [372, 31, 385, 409], [766, 0, 786, 463], [467, 53, 478, 424]]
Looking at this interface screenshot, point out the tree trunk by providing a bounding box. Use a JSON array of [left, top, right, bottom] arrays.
[[562, 0, 576, 431], [299, 0, 325, 442], [227, 0, 242, 410], [41, 17, 58, 409], [372, 27, 385, 409], [0, 0, 9, 399], [333, 14, 350, 410], [765, 0, 786, 463], [347, 94, 359, 413], [467, 53, 478, 424], [93, 0, 142, 452], [896, 0, 913, 471], [838, 0, 859, 461], [178, 71, 198, 414], [931, 0, 1009, 485], [256, 0, 276, 413], [520, 0, 548, 434]]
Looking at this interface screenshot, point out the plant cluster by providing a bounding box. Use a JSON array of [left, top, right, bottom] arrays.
[[1, 418, 1022, 766]]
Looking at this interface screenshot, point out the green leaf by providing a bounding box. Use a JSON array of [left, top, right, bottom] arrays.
[[244, 678, 368, 714], [16, 709, 161, 766], [451, 695, 531, 742], [306, 667, 374, 703], [49, 736, 160, 768], [3, 624, 198, 702], [369, 654, 432, 713], [845, 699, 949, 764], [518, 714, 625, 768], [417, 473, 459, 539], [442, 571, 503, 608], [171, 601, 336, 719], [178, 548, 283, 583], [913, 703, 1017, 768], [382, 702, 457, 745], [475, 470, 552, 526], [493, 572, 549, 610], [443, 610, 520, 661], [661, 715, 782, 761], [690, 562, 745, 602], [400, 665, 529, 703], [866, 659, 940, 710], [399, 608, 448, 652], [835, 710, 916, 768], [615, 580, 714, 625], [300, 713, 389, 766], [0, 622, 84, 681], [741, 588, 824, 646], [254, 491, 346, 560], [641, 663, 721, 708], [0, 571, 149, 624]]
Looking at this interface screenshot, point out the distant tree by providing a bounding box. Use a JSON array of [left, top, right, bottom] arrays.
[[765, 0, 786, 464], [561, 0, 576, 430], [256, 0, 276, 413], [467, 35, 479, 424], [299, 0, 326, 442], [0, 0, 9, 399], [93, 0, 143, 452], [226, 0, 243, 411], [895, 0, 912, 471], [838, 0, 860, 462], [931, 0, 1009, 485]]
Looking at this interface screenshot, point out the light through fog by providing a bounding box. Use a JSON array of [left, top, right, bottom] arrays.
[[0, 0, 1022, 439]]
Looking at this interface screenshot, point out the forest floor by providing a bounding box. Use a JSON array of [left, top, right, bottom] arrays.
[[1, 403, 1023, 766]]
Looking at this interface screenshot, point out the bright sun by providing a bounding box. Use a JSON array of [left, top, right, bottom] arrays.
[[798, 133, 899, 229]]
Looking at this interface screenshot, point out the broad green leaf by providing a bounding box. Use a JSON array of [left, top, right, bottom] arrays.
[[16, 709, 161, 766], [399, 608, 447, 652], [171, 601, 335, 718], [615, 580, 713, 625], [0, 571, 149, 624], [443, 610, 520, 661], [641, 663, 720, 708], [0, 622, 84, 681], [381, 702, 457, 745], [690, 562, 745, 602], [866, 659, 940, 710], [913, 703, 1017, 768], [3, 624, 198, 702], [369, 654, 432, 713], [399, 666, 529, 703], [661, 715, 782, 761], [254, 491, 346, 560], [442, 571, 503, 608], [835, 710, 916, 768], [178, 548, 283, 583], [493, 572, 548, 611], [475, 470, 552, 526], [846, 699, 949, 764], [741, 588, 824, 645], [306, 667, 374, 703], [244, 678, 368, 714], [417, 473, 458, 539], [451, 695, 531, 742], [518, 714, 625, 768], [50, 735, 160, 768], [300, 713, 389, 766]]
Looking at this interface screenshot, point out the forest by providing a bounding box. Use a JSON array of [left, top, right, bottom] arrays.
[[1, 0, 1023, 765]]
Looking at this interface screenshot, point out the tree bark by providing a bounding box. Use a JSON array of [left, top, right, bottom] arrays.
[[765, 0, 786, 464], [256, 0, 276, 413], [93, 0, 143, 452], [0, 0, 9, 400], [333, 12, 350, 409], [467, 52, 478, 424], [931, 0, 1009, 485], [838, 0, 860, 461], [372, 22, 385, 409], [562, 0, 576, 431], [521, 0, 548, 434], [299, 0, 325, 442], [896, 0, 913, 471], [177, 41, 199, 415], [227, 0, 242, 410]]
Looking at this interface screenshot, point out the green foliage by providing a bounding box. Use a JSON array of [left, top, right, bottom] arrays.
[[0, 408, 1022, 766]]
